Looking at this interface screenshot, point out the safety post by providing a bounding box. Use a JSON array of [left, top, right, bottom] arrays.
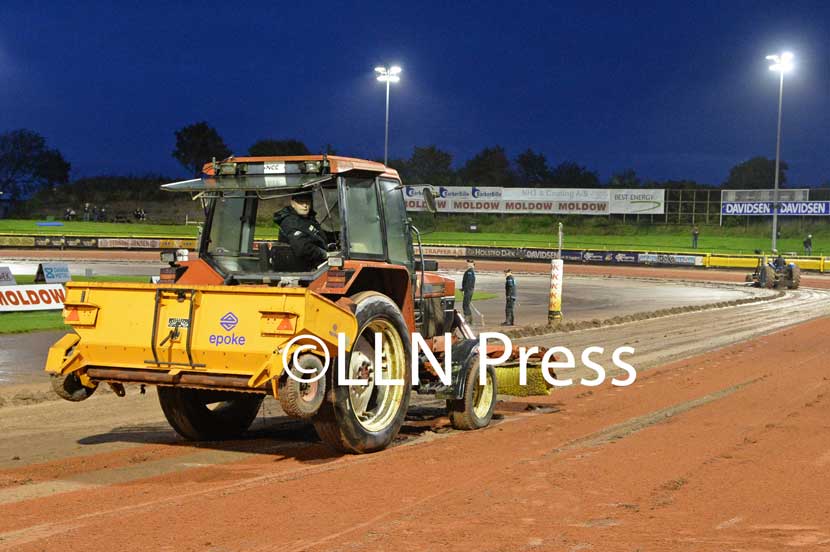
[[547, 258, 564, 325]]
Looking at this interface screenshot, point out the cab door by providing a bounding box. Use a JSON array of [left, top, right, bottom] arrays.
[[378, 178, 414, 271]]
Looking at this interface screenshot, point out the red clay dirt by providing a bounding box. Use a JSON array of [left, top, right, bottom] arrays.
[[1, 317, 829, 551]]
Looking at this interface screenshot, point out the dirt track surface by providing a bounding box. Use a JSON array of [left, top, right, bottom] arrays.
[[1, 283, 829, 550]]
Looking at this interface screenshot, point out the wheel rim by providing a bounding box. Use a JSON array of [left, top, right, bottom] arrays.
[[472, 370, 494, 419], [348, 318, 407, 432], [300, 381, 319, 403]]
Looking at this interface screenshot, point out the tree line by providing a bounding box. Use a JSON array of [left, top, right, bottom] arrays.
[[0, 122, 800, 203]]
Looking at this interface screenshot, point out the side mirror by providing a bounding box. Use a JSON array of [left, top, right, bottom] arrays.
[[422, 187, 437, 213], [415, 259, 438, 272]]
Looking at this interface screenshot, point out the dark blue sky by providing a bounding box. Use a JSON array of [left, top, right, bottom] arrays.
[[1, 0, 828, 186]]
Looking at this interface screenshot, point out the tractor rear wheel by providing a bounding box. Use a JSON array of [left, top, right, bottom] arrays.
[[789, 266, 802, 289], [760, 265, 776, 289], [313, 292, 412, 454], [447, 360, 497, 431], [158, 387, 263, 441]]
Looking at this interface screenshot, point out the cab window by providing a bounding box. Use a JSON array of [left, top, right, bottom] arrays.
[[343, 177, 384, 258]]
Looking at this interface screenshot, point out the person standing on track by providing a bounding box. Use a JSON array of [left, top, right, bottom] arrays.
[[461, 259, 476, 321], [502, 268, 516, 326]]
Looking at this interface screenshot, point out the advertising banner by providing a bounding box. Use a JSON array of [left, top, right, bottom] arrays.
[[35, 262, 71, 283], [522, 248, 562, 261], [721, 189, 810, 203], [65, 237, 99, 248], [0, 236, 36, 247], [159, 238, 198, 249], [98, 238, 161, 249], [609, 189, 665, 214], [464, 246, 525, 259], [421, 246, 467, 257], [721, 201, 830, 216], [638, 253, 704, 266], [405, 186, 664, 215], [34, 236, 65, 248], [0, 267, 16, 286], [0, 284, 66, 312]]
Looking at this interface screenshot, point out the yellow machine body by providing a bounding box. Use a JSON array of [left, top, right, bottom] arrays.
[[45, 282, 358, 395]]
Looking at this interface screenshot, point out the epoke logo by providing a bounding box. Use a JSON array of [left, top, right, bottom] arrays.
[[220, 312, 238, 331]]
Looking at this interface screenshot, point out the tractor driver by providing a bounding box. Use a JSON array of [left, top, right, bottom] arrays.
[[772, 249, 786, 270], [273, 192, 328, 269]]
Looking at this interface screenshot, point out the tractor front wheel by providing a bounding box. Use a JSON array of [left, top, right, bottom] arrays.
[[158, 387, 263, 441], [447, 361, 497, 431], [760, 265, 776, 289], [313, 292, 412, 454]]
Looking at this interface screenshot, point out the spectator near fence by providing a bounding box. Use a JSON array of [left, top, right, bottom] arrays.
[[691, 225, 700, 249], [804, 234, 813, 256]]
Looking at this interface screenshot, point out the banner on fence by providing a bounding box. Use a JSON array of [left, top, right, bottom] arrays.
[[721, 189, 810, 203], [721, 201, 830, 216], [403, 186, 664, 215], [638, 253, 704, 266], [98, 238, 161, 249], [0, 236, 35, 247], [609, 189, 666, 214]]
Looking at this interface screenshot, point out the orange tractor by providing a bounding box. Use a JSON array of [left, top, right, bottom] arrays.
[[46, 155, 544, 453]]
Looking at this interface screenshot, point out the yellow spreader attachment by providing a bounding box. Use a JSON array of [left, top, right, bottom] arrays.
[[45, 282, 358, 396], [494, 365, 555, 397]]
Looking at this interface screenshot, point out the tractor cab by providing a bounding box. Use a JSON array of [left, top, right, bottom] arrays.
[[162, 155, 454, 338], [164, 156, 407, 280]]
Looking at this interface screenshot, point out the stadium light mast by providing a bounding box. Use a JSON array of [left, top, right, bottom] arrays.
[[374, 65, 401, 166], [766, 51, 794, 251]]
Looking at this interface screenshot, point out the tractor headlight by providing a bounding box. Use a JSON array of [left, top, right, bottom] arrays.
[[160, 249, 189, 266]]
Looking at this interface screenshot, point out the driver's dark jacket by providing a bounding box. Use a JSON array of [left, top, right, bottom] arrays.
[[273, 207, 327, 265]]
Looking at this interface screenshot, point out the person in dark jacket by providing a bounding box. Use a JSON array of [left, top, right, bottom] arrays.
[[461, 259, 476, 320], [804, 234, 813, 256], [273, 192, 327, 269], [771, 249, 786, 270], [502, 268, 517, 326]]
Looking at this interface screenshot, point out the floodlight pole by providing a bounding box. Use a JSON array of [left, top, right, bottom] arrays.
[[384, 78, 391, 166], [375, 65, 401, 166], [771, 69, 784, 251]]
